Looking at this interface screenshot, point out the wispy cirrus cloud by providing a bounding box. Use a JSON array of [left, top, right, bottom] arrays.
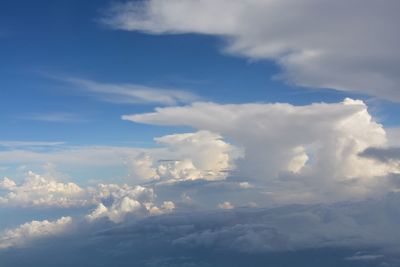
[[51, 76, 200, 105], [0, 141, 65, 149], [23, 112, 86, 123]]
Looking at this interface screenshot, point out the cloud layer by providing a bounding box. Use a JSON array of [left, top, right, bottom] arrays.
[[2, 194, 400, 266]]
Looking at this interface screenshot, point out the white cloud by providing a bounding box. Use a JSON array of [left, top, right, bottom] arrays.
[[345, 252, 384, 261], [124, 98, 397, 203], [130, 131, 241, 182], [57, 76, 199, 105], [0, 169, 176, 223], [102, 0, 400, 101], [218, 201, 234, 210], [238, 182, 253, 189], [25, 112, 85, 123], [0, 216, 72, 249], [0, 171, 87, 208], [0, 177, 16, 190], [0, 141, 65, 148], [86, 183, 175, 223]]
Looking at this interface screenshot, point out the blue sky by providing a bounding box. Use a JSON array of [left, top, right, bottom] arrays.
[[2, 0, 399, 148], [1, 1, 400, 266]]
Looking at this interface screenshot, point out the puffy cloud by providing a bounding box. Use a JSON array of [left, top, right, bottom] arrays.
[[130, 131, 241, 182], [86, 183, 175, 223], [124, 99, 396, 202], [0, 169, 176, 224], [102, 0, 400, 101], [0, 178, 16, 190], [0, 172, 87, 208], [218, 201, 234, 210], [0, 216, 72, 249]]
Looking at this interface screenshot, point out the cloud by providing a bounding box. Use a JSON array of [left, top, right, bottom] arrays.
[[0, 172, 87, 208], [345, 252, 384, 261], [0, 171, 177, 221], [360, 147, 400, 178], [217, 201, 234, 210], [24, 112, 85, 123], [0, 141, 65, 149], [56, 76, 200, 105], [361, 147, 400, 164], [0, 216, 72, 249], [86, 183, 174, 223], [124, 98, 398, 203], [102, 0, 400, 101], [1, 194, 400, 266], [387, 128, 400, 146], [1, 99, 398, 206], [129, 131, 242, 182], [0, 146, 141, 168], [0, 131, 240, 184]]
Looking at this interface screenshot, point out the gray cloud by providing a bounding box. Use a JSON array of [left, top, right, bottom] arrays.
[[361, 147, 400, 163], [102, 0, 400, 101], [1, 193, 400, 266]]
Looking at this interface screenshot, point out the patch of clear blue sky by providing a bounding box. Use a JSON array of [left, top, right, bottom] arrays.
[[0, 0, 399, 148]]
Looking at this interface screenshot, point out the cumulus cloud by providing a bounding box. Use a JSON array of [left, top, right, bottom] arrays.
[[86, 183, 175, 223], [102, 0, 400, 101], [82, 182, 179, 223], [0, 171, 87, 208], [124, 99, 398, 203], [129, 131, 241, 182], [217, 201, 234, 210], [0, 216, 72, 249]]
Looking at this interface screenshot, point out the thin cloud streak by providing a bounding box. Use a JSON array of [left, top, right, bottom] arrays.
[[50, 75, 201, 106]]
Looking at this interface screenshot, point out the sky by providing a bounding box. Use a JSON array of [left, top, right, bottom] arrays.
[[1, 0, 400, 266]]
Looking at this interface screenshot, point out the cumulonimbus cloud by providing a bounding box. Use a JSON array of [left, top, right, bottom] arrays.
[[124, 98, 400, 203], [102, 0, 400, 101]]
